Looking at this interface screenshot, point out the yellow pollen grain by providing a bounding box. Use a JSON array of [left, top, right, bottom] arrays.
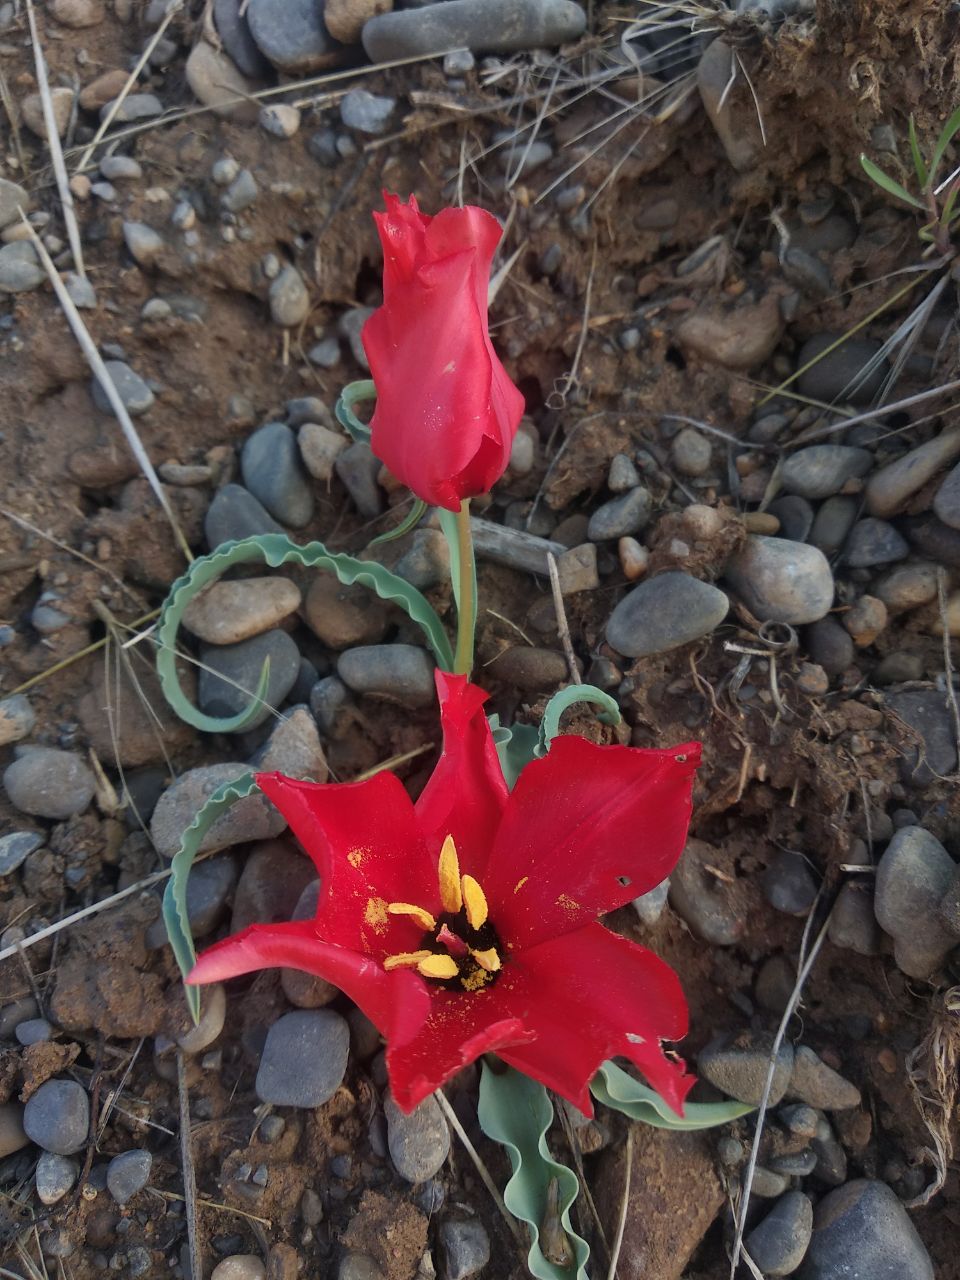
[[384, 950, 432, 971], [417, 953, 459, 980], [461, 968, 490, 992], [461, 875, 488, 930], [347, 848, 365, 869], [470, 946, 501, 973], [438, 835, 463, 913], [387, 901, 436, 931], [364, 897, 389, 932], [513, 876, 529, 895], [556, 893, 579, 915]]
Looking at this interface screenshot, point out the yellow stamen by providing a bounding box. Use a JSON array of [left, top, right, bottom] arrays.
[[438, 835, 463, 913], [387, 902, 436, 931], [470, 946, 501, 973], [417, 953, 460, 980], [461, 875, 489, 930], [383, 950, 432, 971]]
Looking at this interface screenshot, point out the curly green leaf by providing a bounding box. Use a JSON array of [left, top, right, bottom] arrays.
[[489, 717, 541, 790], [538, 684, 621, 755], [162, 771, 259, 1021], [369, 498, 428, 546], [335, 379, 376, 444], [156, 534, 454, 733], [591, 1060, 754, 1130], [478, 1063, 590, 1280]]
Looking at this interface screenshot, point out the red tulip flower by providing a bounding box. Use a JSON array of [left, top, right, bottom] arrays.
[[189, 674, 700, 1115], [361, 193, 526, 512]]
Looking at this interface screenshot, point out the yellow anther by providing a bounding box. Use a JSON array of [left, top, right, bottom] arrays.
[[417, 953, 460, 980], [461, 875, 489, 930], [470, 946, 501, 973], [387, 902, 436, 931], [383, 950, 432, 971], [438, 835, 463, 913]]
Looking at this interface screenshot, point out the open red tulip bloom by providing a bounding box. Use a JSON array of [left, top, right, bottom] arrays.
[[190, 674, 700, 1115], [361, 193, 525, 512]]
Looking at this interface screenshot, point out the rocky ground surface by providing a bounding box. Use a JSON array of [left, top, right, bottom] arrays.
[[1, 0, 959, 1277]]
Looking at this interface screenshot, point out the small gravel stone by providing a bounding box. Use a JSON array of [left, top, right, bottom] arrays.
[[841, 594, 887, 647], [763, 850, 818, 916], [865, 428, 960, 518], [338, 307, 374, 367], [21, 87, 73, 139], [241, 422, 314, 527], [872, 563, 938, 614], [335, 442, 383, 517], [933, 460, 960, 530], [768, 495, 814, 543], [308, 337, 342, 368], [608, 453, 639, 492], [362, 0, 586, 59], [100, 155, 142, 181], [799, 1179, 933, 1280], [746, 1191, 813, 1277], [384, 1090, 450, 1182], [221, 168, 258, 213], [24, 1080, 89, 1155], [0, 178, 29, 229], [789, 1046, 860, 1111], [828, 882, 882, 956], [843, 518, 909, 567], [440, 1219, 490, 1280], [0, 830, 43, 876], [632, 879, 670, 927], [250, 705, 329, 781], [725, 536, 834, 624], [807, 496, 858, 556], [487, 646, 568, 690], [92, 361, 155, 416], [780, 1104, 819, 1138], [340, 89, 395, 134], [671, 427, 712, 477], [50, 0, 103, 25], [269, 266, 310, 327], [304, 577, 389, 649], [259, 103, 301, 138], [0, 694, 35, 746], [198, 630, 301, 729], [618, 536, 649, 580], [885, 690, 958, 787], [214, 0, 272, 76], [698, 1031, 794, 1106], [299, 422, 348, 482], [587, 487, 652, 540], [0, 242, 44, 293], [256, 1010, 350, 1107], [184, 577, 302, 645], [205, 484, 284, 548], [107, 1150, 152, 1204], [151, 763, 286, 859], [669, 838, 743, 946], [247, 0, 342, 71], [65, 272, 97, 308], [36, 1152, 77, 1205], [122, 221, 164, 268], [146, 854, 238, 948], [211, 1258, 266, 1280], [606, 571, 729, 657], [310, 675, 350, 736], [339, 1257, 384, 1280], [3, 749, 95, 820], [101, 92, 163, 122], [875, 826, 957, 979], [795, 334, 887, 404], [780, 445, 872, 500], [337, 645, 435, 707], [186, 40, 262, 120], [16, 1018, 53, 1046]]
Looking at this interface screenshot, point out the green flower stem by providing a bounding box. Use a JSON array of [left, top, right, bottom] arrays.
[[453, 498, 477, 676]]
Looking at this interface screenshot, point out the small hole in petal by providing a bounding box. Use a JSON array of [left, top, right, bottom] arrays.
[[617, 875, 632, 887], [675, 753, 687, 762]]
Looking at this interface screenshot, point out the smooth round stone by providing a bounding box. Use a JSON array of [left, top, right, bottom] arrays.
[[304, 576, 389, 649], [335, 442, 383, 518], [587, 487, 652, 541], [0, 693, 36, 746], [260, 103, 301, 138], [36, 1152, 77, 1205], [185, 40, 261, 121], [183, 577, 301, 645], [843, 518, 908, 567], [608, 453, 640, 492], [384, 1090, 450, 1182], [487, 646, 568, 691], [21, 87, 73, 139], [340, 88, 395, 134], [3, 749, 96, 820], [0, 242, 44, 293], [211, 1259, 266, 1280], [339, 1257, 384, 1280], [107, 1149, 153, 1204], [872, 563, 938, 614], [198, 629, 301, 729], [175, 983, 226, 1053], [122, 221, 164, 268], [0, 178, 29, 229], [150, 763, 286, 859], [300, 422, 348, 482], [698, 1031, 794, 1107], [230, 838, 316, 934], [788, 1046, 860, 1111], [841, 594, 887, 647], [885, 690, 958, 787], [0, 830, 43, 876], [250, 706, 329, 781], [0, 1103, 27, 1158], [205, 484, 284, 549], [247, 0, 343, 72], [872, 651, 924, 685], [24, 1080, 89, 1155], [221, 168, 259, 213], [866, 429, 960, 518], [671, 428, 712, 477], [605, 571, 729, 657], [632, 879, 669, 927], [363, 0, 586, 59], [768, 495, 814, 543], [795, 334, 887, 404], [91, 361, 155, 416], [255, 1010, 350, 1107], [780, 446, 872, 500], [102, 92, 163, 122], [725, 536, 833, 624], [337, 645, 435, 707], [808, 496, 858, 556], [310, 675, 350, 736], [933, 460, 960, 530], [395, 529, 451, 591], [875, 826, 957, 979], [828, 882, 882, 956], [763, 850, 817, 916], [440, 1219, 491, 1280], [214, 0, 271, 77], [669, 838, 743, 946], [146, 854, 238, 948], [241, 423, 314, 527], [100, 155, 142, 181], [747, 1192, 813, 1277], [16, 1018, 53, 1046], [269, 267, 310, 327], [799, 1179, 933, 1280]]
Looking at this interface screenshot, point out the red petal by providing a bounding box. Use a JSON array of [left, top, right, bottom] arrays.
[[415, 672, 508, 878], [496, 923, 693, 1115], [373, 191, 431, 292], [484, 736, 701, 949], [189, 920, 431, 1048], [254, 771, 437, 957]]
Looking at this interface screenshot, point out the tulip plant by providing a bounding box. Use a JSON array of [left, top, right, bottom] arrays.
[[156, 195, 749, 1279]]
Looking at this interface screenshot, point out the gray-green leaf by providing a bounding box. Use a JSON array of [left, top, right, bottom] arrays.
[[335, 379, 376, 444], [538, 684, 621, 755], [591, 1060, 754, 1130]]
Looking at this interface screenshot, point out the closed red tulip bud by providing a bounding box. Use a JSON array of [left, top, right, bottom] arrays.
[[362, 192, 525, 512]]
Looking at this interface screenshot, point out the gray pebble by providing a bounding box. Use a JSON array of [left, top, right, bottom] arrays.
[[768, 494, 814, 543], [3, 749, 96, 820], [260, 103, 301, 138], [250, 705, 328, 782], [780, 1104, 820, 1138], [338, 306, 374, 368], [0, 241, 44, 293], [746, 1191, 813, 1277], [789, 1046, 860, 1111], [697, 1031, 794, 1106], [335, 441, 383, 517], [65, 272, 97, 308], [92, 360, 155, 416], [798, 1179, 932, 1280], [866, 428, 960, 519], [875, 826, 957, 978], [440, 1219, 491, 1280], [204, 483, 284, 549], [395, 528, 450, 590], [795, 334, 887, 405], [780, 445, 872, 500], [214, 0, 272, 76], [0, 693, 36, 746], [632, 878, 670, 927], [364, 0, 586, 59], [669, 839, 743, 946], [843, 517, 908, 567], [310, 675, 350, 737], [587, 486, 652, 540], [150, 762, 286, 859], [221, 168, 258, 213], [102, 92, 163, 122], [725, 536, 834, 624], [256, 1010, 350, 1107], [0, 830, 44, 876], [884, 690, 958, 787], [803, 616, 853, 679], [146, 854, 238, 948], [99, 155, 142, 181], [268, 267, 310, 328], [0, 178, 29, 229], [608, 453, 639, 492], [813, 1125, 847, 1184], [308, 337, 341, 369], [340, 89, 395, 134], [198, 629, 301, 729], [247, 0, 342, 72], [606, 571, 729, 657], [339, 1257, 385, 1280], [211, 156, 240, 185], [107, 1149, 152, 1204], [496, 136, 553, 175], [933, 460, 960, 530], [123, 221, 164, 267], [384, 1090, 450, 1182], [15, 1019, 53, 1046], [337, 645, 435, 708], [241, 422, 314, 526], [36, 1152, 78, 1205], [671, 427, 712, 477], [763, 850, 817, 916], [23, 1080, 89, 1155], [828, 882, 882, 956], [808, 496, 859, 556]]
